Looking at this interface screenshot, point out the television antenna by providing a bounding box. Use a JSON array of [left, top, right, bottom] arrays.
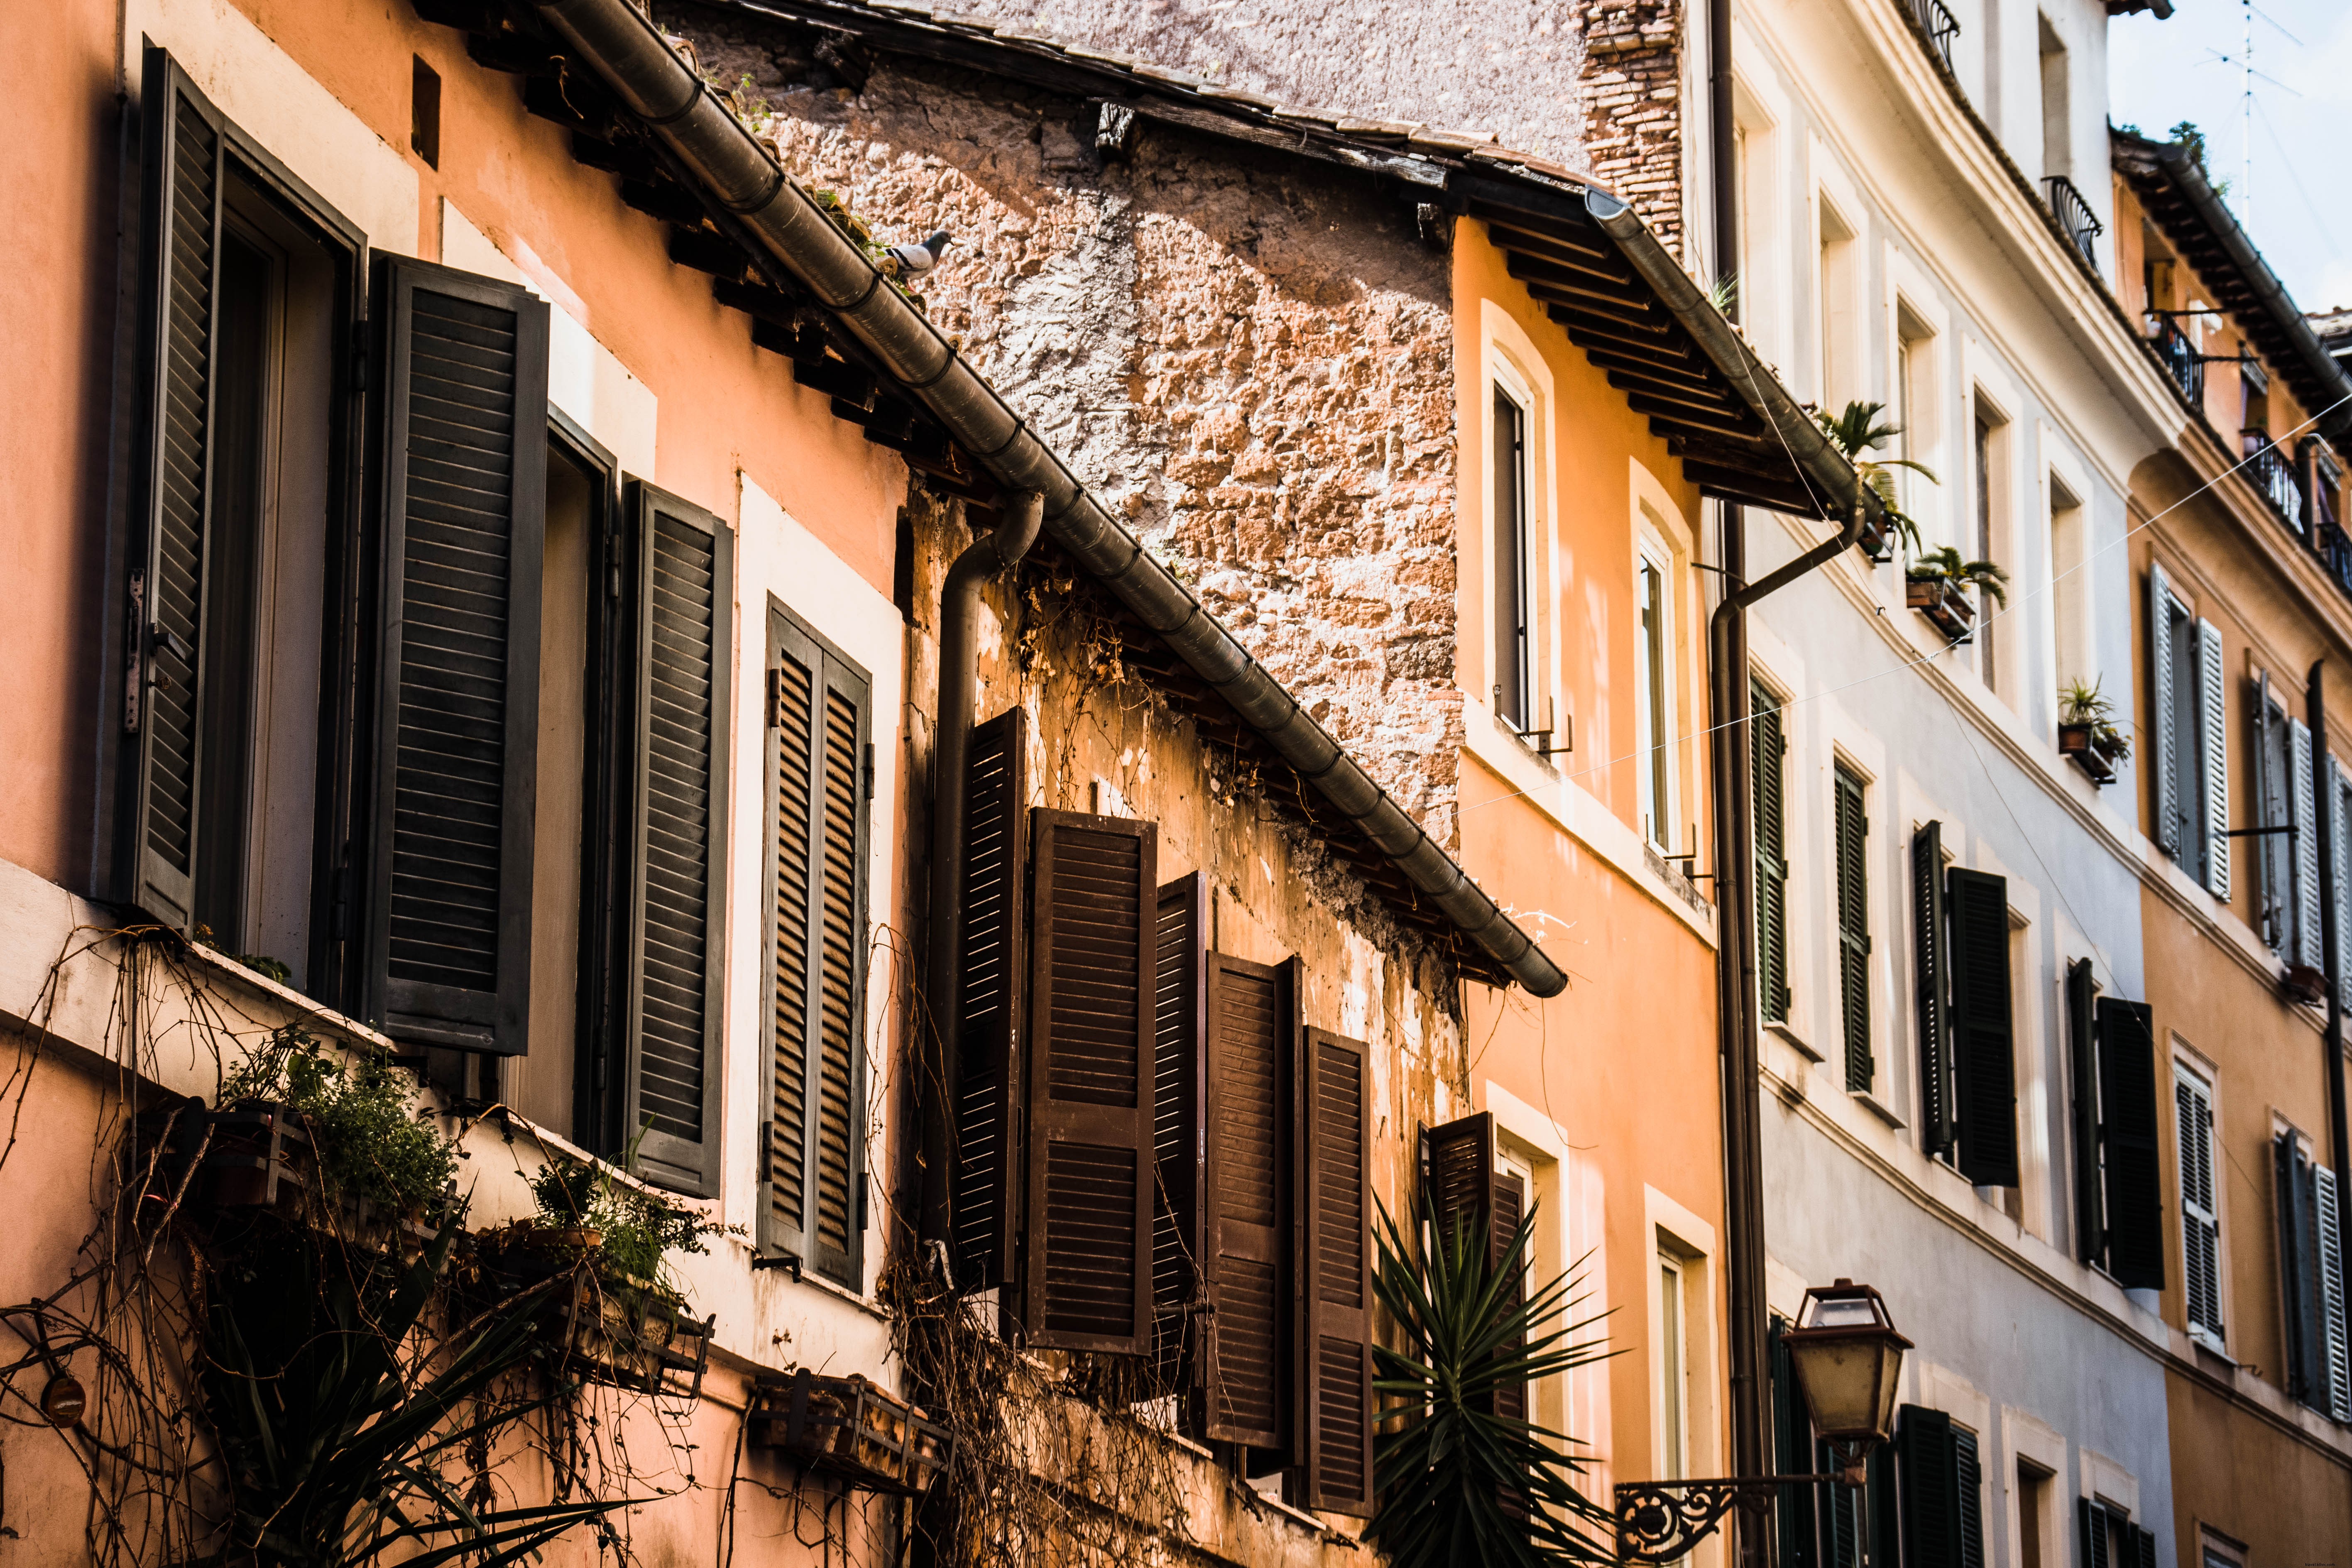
[[2197, 0, 2302, 229]]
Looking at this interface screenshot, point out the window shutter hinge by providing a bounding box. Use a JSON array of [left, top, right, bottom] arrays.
[[122, 570, 147, 732], [864, 741, 876, 801], [350, 318, 370, 395]]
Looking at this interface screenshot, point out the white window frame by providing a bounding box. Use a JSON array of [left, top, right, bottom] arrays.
[[1635, 525, 1679, 851], [1491, 358, 1538, 733]]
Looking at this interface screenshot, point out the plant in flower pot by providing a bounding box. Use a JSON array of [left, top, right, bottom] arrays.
[[1906, 545, 2007, 643], [2057, 677, 2133, 784], [472, 1147, 733, 1397], [1815, 400, 1933, 564]]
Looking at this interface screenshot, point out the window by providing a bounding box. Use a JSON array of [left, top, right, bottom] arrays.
[[2016, 1459, 2054, 1568], [759, 604, 871, 1287], [2048, 472, 2088, 706], [2080, 1499, 2156, 1568], [1896, 304, 1939, 524], [1427, 1113, 1531, 1503], [2037, 14, 2071, 182], [1657, 1250, 1689, 1481], [2176, 1061, 2224, 1345], [2274, 1132, 2350, 1419], [1913, 822, 2019, 1185], [1896, 1405, 1982, 1568], [1636, 547, 1675, 848], [1835, 763, 1872, 1091], [2064, 966, 2165, 1287], [1771, 1317, 1896, 1568], [1493, 383, 1533, 730], [2147, 562, 2227, 896], [1819, 198, 1859, 411], [2249, 675, 2319, 964], [1754, 682, 1791, 1025], [1970, 402, 2006, 697]]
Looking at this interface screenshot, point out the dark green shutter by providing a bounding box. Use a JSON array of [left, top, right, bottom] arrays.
[[1769, 1320, 1821, 1568], [365, 257, 549, 1054], [1195, 950, 1293, 1444], [1915, 822, 1953, 1155], [1898, 1404, 1960, 1568], [760, 607, 868, 1285], [1300, 1027, 1373, 1517], [1834, 766, 1872, 1091], [2068, 960, 2104, 1265], [951, 707, 1028, 1291], [124, 51, 230, 931], [1020, 810, 1158, 1354], [1151, 872, 1207, 1381], [623, 482, 731, 1194], [2078, 1497, 2111, 1568], [1947, 867, 2019, 1187], [1953, 1427, 1982, 1568], [2278, 1135, 2324, 1406], [2096, 998, 2165, 1289], [1754, 682, 1792, 1023]]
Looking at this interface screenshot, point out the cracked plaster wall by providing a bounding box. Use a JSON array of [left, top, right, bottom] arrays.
[[674, 4, 1472, 844]]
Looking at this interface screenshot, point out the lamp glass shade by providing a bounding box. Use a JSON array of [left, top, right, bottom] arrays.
[[1782, 1281, 1911, 1443]]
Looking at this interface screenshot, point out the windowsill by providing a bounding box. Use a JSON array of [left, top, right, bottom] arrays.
[[2189, 1329, 2235, 1368], [1853, 1086, 1908, 1129], [729, 1235, 885, 1318], [179, 942, 396, 1054], [1765, 1021, 1822, 1062]]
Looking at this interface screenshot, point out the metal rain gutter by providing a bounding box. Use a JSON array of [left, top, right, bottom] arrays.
[[526, 0, 1567, 997]]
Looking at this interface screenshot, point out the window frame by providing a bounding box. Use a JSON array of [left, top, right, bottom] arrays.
[[2176, 1056, 2226, 1349], [1634, 527, 1680, 850], [1490, 368, 1536, 734]]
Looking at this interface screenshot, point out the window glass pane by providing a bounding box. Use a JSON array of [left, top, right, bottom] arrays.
[[1493, 386, 1528, 727]]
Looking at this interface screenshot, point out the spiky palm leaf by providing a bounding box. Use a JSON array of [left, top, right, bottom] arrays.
[[1815, 399, 1938, 563], [1911, 545, 2011, 607], [1367, 1198, 1618, 1568]]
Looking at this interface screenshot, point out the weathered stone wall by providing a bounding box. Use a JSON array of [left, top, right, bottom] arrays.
[[1573, 0, 1686, 256], [671, 3, 1470, 848]]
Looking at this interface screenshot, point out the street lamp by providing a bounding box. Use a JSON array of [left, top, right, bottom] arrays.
[[1614, 1279, 1911, 1565]]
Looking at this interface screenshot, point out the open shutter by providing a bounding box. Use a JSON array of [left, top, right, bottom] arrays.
[[763, 616, 817, 1265], [1897, 1404, 1960, 1568], [2096, 999, 2166, 1290], [365, 257, 549, 1054], [2078, 1498, 2111, 1568], [1947, 866, 2018, 1188], [2316, 1162, 2350, 1419], [2200, 619, 2230, 898], [124, 51, 229, 930], [1194, 950, 1293, 1445], [2253, 674, 2276, 943], [1021, 810, 1157, 1354], [1769, 1321, 1822, 1568], [1425, 1111, 1497, 1254], [2178, 1070, 2223, 1337], [1834, 767, 1872, 1091], [2148, 563, 2178, 858], [2068, 960, 2104, 1266], [1953, 1426, 1984, 1568], [2278, 1135, 2323, 1406], [1914, 822, 1953, 1157], [1754, 682, 1791, 1023], [2130, 1524, 2158, 1568], [1300, 1028, 1373, 1517], [1489, 1167, 1529, 1425], [951, 708, 1028, 1291], [1151, 873, 1207, 1381], [2330, 757, 2352, 1013], [623, 482, 731, 1193], [2293, 717, 2321, 968]]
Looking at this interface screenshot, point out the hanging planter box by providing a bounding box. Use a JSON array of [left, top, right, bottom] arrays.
[[749, 1370, 949, 1496], [1905, 575, 1976, 642], [2057, 724, 2117, 785], [201, 1099, 316, 1211], [1855, 509, 1898, 564], [472, 1226, 713, 1400], [2283, 964, 2328, 1008]]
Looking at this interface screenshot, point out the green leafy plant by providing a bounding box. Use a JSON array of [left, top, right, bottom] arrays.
[[221, 1027, 458, 1216], [1368, 1198, 1616, 1568], [1909, 544, 2010, 607], [202, 1214, 631, 1567], [526, 1145, 735, 1291], [1815, 399, 1935, 562], [2060, 676, 2134, 761]]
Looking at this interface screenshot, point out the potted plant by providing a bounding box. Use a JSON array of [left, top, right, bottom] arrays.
[[1815, 401, 1933, 564], [1905, 546, 2007, 643], [2057, 678, 2133, 785]]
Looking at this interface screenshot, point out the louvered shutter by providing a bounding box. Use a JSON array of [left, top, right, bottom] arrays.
[[1300, 1028, 1373, 1516], [1021, 810, 1158, 1354], [1914, 823, 1954, 1157], [2330, 757, 2352, 1013], [760, 607, 867, 1284], [2178, 1070, 2223, 1337], [1897, 1404, 1960, 1568], [2200, 619, 2230, 898], [2096, 999, 2166, 1290], [2078, 1498, 2112, 1568], [2253, 675, 2277, 944], [623, 482, 731, 1194], [2278, 1136, 2323, 1406], [1150, 873, 1207, 1383], [1194, 950, 1293, 1444], [2148, 563, 2178, 859], [1947, 867, 2019, 1187], [2293, 718, 2322, 968], [2318, 1162, 2351, 1419], [2067, 960, 2104, 1266], [2130, 1524, 2158, 1568], [1489, 1162, 1532, 1523], [1425, 1112, 1497, 1254], [364, 257, 550, 1054], [1754, 682, 1791, 1023], [1769, 1321, 1822, 1568], [951, 708, 1028, 1291], [1835, 767, 1872, 1092], [1954, 1426, 1983, 1568], [1824, 1439, 1862, 1568], [123, 52, 230, 931]]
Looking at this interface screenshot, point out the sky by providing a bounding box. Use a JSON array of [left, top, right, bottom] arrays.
[[2110, 0, 2352, 317]]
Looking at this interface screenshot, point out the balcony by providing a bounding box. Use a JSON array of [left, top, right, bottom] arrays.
[[2316, 480, 2352, 600], [1904, 0, 1960, 70], [2244, 433, 2307, 537], [2043, 175, 2104, 267], [2147, 315, 2206, 407]]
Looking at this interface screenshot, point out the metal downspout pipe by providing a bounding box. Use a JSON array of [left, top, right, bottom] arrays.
[[918, 493, 1043, 1254], [525, 0, 1568, 1004]]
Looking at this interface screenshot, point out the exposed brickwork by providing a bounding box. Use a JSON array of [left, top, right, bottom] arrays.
[[1574, 0, 1686, 258]]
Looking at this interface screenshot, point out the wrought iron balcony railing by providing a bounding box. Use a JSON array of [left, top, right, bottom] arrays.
[[2043, 175, 2104, 267], [2317, 489, 2352, 601], [2244, 434, 2308, 537], [2147, 315, 2206, 407], [1904, 0, 1960, 70]]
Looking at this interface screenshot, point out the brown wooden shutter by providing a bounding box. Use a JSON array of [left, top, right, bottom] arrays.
[[1424, 1111, 1496, 1254], [1491, 1168, 1529, 1425], [623, 481, 731, 1194], [764, 621, 815, 1265], [1194, 951, 1293, 1445], [950, 707, 1028, 1291], [363, 256, 549, 1055], [1946, 866, 2018, 1188], [1913, 823, 1953, 1157], [123, 51, 229, 932], [1300, 1027, 1373, 1516], [1020, 810, 1157, 1353], [2095, 998, 2165, 1289], [1153, 873, 1209, 1382]]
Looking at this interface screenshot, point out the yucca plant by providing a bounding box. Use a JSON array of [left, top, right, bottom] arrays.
[[1367, 1198, 1617, 1568], [1815, 399, 1935, 562], [202, 1213, 632, 1567]]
